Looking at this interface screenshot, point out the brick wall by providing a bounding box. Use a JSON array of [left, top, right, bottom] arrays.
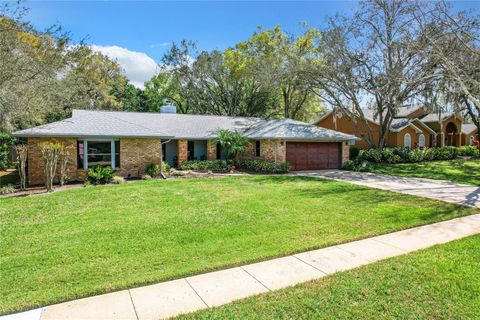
[[341, 142, 350, 167], [117, 138, 162, 178], [207, 140, 217, 160], [237, 140, 286, 162], [27, 137, 78, 185], [177, 140, 188, 164]]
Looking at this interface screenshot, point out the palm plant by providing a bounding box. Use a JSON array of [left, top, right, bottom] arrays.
[[214, 129, 248, 161]]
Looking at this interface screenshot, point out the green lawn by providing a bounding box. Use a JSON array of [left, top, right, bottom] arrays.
[[178, 234, 480, 319], [0, 176, 477, 314], [372, 159, 480, 186]]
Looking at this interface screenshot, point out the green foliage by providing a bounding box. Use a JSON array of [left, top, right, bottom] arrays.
[[145, 163, 161, 177], [457, 145, 479, 157], [179, 160, 229, 171], [213, 129, 248, 160], [0, 132, 16, 169], [86, 166, 115, 185], [234, 159, 290, 173], [355, 147, 458, 164], [0, 184, 16, 195]]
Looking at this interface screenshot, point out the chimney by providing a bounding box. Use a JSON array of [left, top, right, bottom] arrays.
[[160, 101, 177, 114]]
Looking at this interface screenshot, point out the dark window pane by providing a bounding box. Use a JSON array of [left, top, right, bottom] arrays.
[[255, 141, 261, 157], [88, 141, 111, 154], [77, 141, 84, 169], [87, 141, 112, 168], [162, 143, 166, 161], [188, 141, 195, 160], [115, 141, 120, 168]]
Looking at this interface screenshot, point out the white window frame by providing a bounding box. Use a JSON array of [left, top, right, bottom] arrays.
[[404, 133, 411, 148], [81, 139, 118, 170], [418, 134, 425, 148]]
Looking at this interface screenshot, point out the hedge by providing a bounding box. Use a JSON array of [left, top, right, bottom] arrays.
[[234, 159, 290, 173], [179, 160, 229, 171], [357, 146, 459, 164]]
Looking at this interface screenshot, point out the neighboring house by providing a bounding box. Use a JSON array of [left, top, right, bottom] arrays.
[[462, 123, 479, 146], [12, 106, 358, 184], [315, 105, 466, 149]]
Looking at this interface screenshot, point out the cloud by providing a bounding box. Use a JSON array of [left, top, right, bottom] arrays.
[[150, 42, 170, 48], [91, 45, 158, 89]]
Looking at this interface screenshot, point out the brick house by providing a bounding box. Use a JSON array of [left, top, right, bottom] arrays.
[[12, 107, 358, 185], [462, 123, 479, 146], [315, 105, 470, 149]]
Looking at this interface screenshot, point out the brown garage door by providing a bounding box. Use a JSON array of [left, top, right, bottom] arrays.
[[286, 142, 341, 171]]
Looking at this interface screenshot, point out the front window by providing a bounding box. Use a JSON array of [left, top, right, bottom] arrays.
[[404, 133, 411, 148], [419, 134, 425, 148], [77, 140, 120, 169]]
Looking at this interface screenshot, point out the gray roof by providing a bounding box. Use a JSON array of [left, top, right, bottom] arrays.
[[13, 109, 358, 141], [462, 123, 478, 134], [420, 112, 455, 122], [395, 105, 423, 117], [390, 118, 412, 132]]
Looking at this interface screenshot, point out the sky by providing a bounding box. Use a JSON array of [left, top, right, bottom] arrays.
[[22, 1, 480, 88]]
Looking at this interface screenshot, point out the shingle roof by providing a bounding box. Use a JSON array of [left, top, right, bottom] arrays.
[[462, 123, 478, 134], [420, 112, 455, 122], [12, 109, 358, 141]]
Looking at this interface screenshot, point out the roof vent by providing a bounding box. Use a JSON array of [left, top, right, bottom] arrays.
[[160, 101, 176, 114]]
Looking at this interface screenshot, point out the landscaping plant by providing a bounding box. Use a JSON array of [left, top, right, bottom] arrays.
[[179, 160, 229, 171], [234, 159, 290, 173], [0, 133, 16, 170], [86, 165, 115, 185], [0, 184, 15, 195], [58, 147, 69, 186], [145, 163, 161, 177], [40, 142, 62, 191], [14, 144, 27, 190], [213, 129, 248, 161]]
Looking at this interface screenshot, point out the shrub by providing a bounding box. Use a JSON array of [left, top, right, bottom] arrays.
[[142, 174, 152, 180], [179, 160, 229, 171], [0, 184, 15, 195], [343, 159, 373, 172], [355, 146, 460, 164], [358, 148, 382, 163], [0, 133, 16, 170], [145, 163, 161, 177], [349, 147, 360, 160], [111, 176, 125, 184], [86, 166, 115, 185], [234, 159, 290, 173], [457, 145, 479, 157]]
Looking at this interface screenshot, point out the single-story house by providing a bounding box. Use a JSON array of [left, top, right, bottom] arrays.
[[12, 107, 358, 184], [315, 105, 465, 148]]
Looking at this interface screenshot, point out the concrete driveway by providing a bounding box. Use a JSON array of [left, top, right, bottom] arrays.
[[293, 170, 480, 208]]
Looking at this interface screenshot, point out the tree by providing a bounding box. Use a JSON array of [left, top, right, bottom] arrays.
[[417, 1, 480, 144], [15, 144, 27, 190], [40, 142, 61, 191], [309, 0, 438, 148], [213, 129, 248, 161], [237, 26, 322, 120], [0, 3, 68, 132]]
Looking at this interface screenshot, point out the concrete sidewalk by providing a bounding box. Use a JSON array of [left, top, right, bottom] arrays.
[[293, 170, 480, 208], [4, 214, 480, 320]]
